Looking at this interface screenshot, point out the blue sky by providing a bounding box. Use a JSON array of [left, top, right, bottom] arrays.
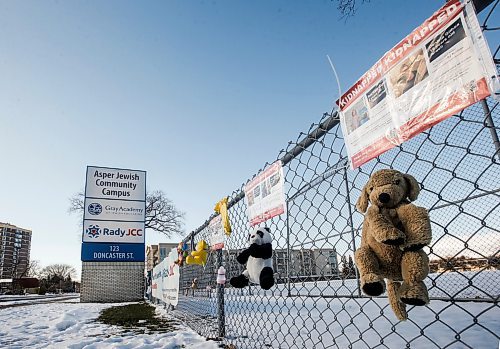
[[0, 0, 495, 278]]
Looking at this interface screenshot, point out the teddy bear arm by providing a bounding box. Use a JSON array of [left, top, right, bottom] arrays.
[[236, 249, 251, 264], [396, 204, 432, 251], [249, 243, 272, 259], [367, 206, 405, 245]]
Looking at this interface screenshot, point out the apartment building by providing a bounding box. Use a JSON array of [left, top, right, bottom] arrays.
[[146, 243, 178, 271], [0, 223, 32, 280]]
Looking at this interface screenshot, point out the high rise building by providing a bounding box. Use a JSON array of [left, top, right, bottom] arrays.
[[0, 223, 32, 280]]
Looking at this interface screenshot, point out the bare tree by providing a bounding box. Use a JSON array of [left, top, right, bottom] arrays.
[[333, 0, 371, 18], [144, 190, 185, 236], [18, 260, 42, 279], [68, 190, 185, 238], [41, 263, 77, 280]]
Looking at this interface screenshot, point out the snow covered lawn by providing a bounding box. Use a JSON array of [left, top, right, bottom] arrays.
[[0, 299, 219, 349]]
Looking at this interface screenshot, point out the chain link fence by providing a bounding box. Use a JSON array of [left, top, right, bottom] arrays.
[[162, 2, 500, 348]]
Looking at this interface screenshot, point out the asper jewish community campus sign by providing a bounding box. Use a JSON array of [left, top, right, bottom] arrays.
[[81, 166, 146, 262]]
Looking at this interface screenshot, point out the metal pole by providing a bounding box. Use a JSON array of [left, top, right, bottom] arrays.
[[216, 249, 225, 338], [286, 199, 292, 297], [343, 167, 361, 296], [480, 99, 500, 161]]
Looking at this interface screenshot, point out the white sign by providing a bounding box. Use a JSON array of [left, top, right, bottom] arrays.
[[336, 0, 497, 169], [152, 264, 160, 300], [84, 198, 145, 222], [151, 248, 180, 306], [83, 220, 145, 243], [161, 249, 180, 306], [208, 215, 225, 250], [244, 161, 286, 226], [85, 166, 146, 201]]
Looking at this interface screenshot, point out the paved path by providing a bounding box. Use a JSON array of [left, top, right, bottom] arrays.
[[0, 294, 80, 309]]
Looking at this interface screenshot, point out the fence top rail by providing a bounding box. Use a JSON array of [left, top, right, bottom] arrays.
[[186, 111, 339, 241]]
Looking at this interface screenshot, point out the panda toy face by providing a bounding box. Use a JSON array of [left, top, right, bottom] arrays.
[[248, 227, 272, 245]]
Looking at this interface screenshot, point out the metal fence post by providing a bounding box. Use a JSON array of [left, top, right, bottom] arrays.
[[343, 166, 361, 296], [286, 198, 292, 297], [216, 249, 225, 338], [480, 99, 500, 160]]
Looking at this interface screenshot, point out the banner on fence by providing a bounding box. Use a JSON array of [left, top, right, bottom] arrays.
[[244, 160, 286, 226], [336, 0, 497, 169], [151, 248, 180, 306], [208, 215, 225, 250]]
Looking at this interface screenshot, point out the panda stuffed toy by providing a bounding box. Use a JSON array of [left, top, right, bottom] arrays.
[[230, 226, 274, 290]]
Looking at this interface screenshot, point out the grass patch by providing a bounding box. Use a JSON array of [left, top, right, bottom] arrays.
[[97, 302, 179, 332]]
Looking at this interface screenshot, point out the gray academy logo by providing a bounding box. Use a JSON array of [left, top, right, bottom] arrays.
[[88, 203, 103, 215]]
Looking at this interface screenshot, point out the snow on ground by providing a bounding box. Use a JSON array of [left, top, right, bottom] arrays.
[[0, 299, 220, 349], [171, 271, 500, 348]]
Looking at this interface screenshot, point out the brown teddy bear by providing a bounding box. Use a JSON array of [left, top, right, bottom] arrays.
[[354, 169, 432, 321]]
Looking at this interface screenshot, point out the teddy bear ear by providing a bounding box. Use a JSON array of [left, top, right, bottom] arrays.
[[356, 185, 369, 213], [404, 173, 420, 201]]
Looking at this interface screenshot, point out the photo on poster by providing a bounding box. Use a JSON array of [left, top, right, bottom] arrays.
[[261, 180, 271, 198], [253, 185, 261, 199], [345, 99, 370, 134], [388, 49, 429, 98], [269, 171, 281, 187], [366, 79, 388, 109], [247, 190, 255, 206], [426, 17, 466, 63]]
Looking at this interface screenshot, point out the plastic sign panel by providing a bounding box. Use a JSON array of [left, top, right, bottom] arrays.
[[84, 198, 145, 222], [208, 215, 225, 250], [81, 243, 145, 262], [81, 166, 146, 262], [83, 220, 145, 243], [85, 166, 146, 201], [336, 0, 497, 169], [244, 161, 286, 226], [151, 248, 180, 306]]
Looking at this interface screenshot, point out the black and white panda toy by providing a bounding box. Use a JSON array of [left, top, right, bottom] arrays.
[[230, 226, 274, 290]]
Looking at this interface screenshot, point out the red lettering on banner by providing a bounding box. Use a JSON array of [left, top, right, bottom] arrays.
[[337, 0, 463, 111]]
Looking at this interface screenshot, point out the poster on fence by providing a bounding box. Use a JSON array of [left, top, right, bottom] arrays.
[[336, 0, 497, 169], [152, 265, 160, 300], [151, 248, 179, 306], [161, 249, 180, 306], [208, 215, 225, 250], [244, 161, 286, 226]]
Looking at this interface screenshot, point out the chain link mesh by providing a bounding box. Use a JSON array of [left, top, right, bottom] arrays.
[[164, 3, 500, 348]]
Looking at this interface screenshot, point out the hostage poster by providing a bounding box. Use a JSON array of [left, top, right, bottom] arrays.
[[336, 0, 497, 169], [244, 161, 286, 226]]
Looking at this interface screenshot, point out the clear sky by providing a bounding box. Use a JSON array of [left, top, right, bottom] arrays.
[[0, 0, 495, 279]]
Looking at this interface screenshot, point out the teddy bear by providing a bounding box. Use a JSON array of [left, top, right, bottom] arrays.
[[354, 169, 432, 321], [230, 227, 274, 290], [186, 240, 208, 266], [174, 242, 190, 266]]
